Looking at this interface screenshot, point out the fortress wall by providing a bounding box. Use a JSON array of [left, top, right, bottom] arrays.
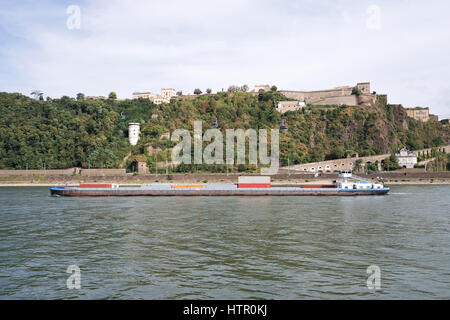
[[308, 95, 358, 106], [288, 158, 357, 172], [414, 145, 450, 156], [280, 88, 353, 102], [278, 91, 306, 100], [285, 153, 391, 173], [357, 94, 377, 106]]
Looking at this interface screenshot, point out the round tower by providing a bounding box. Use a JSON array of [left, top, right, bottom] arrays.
[[128, 123, 140, 146]]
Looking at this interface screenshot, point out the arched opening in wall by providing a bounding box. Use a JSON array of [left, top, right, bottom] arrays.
[[127, 160, 138, 173]]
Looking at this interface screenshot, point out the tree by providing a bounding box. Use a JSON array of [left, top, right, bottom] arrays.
[[270, 85, 277, 92], [108, 92, 117, 100], [194, 88, 202, 95], [206, 88, 212, 94], [227, 85, 240, 93], [326, 146, 346, 160], [366, 161, 379, 173], [241, 84, 249, 92], [76, 93, 85, 100], [176, 91, 183, 96], [382, 154, 400, 171], [352, 87, 362, 96]]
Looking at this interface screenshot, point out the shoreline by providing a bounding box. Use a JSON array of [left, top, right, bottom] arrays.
[[1, 172, 450, 187], [1, 179, 450, 187]]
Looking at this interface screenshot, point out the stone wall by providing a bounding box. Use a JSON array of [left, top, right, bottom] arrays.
[[80, 169, 126, 176], [283, 145, 450, 173], [0, 168, 78, 176], [309, 95, 359, 106], [0, 168, 126, 176], [278, 87, 376, 106], [414, 145, 450, 156], [405, 108, 430, 122]]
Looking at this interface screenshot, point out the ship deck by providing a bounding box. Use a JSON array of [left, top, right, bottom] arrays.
[[50, 183, 390, 196]]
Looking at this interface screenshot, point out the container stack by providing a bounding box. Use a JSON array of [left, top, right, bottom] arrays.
[[237, 176, 271, 188], [79, 184, 119, 188]]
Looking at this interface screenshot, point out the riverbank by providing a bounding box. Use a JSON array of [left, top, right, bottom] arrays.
[[1, 174, 449, 186]]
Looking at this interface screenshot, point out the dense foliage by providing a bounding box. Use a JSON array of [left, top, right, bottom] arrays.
[[0, 91, 448, 170]]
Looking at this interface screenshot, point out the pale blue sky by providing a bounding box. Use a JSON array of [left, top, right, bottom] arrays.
[[1, 0, 449, 117]]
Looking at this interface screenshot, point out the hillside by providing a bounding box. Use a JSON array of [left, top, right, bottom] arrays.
[[0, 91, 448, 171]]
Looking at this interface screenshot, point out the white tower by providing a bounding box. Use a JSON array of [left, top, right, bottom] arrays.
[[128, 123, 140, 146]]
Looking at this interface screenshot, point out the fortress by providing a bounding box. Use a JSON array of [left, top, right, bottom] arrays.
[[254, 82, 380, 108]]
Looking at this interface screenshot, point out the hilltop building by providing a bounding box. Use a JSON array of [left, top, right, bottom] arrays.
[[132, 88, 176, 104], [276, 101, 306, 113], [128, 123, 140, 146], [405, 107, 430, 122], [395, 148, 417, 168]]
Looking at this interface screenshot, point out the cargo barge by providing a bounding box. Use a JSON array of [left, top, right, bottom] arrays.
[[50, 172, 389, 197]]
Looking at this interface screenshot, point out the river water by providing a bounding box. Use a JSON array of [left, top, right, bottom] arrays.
[[0, 185, 449, 299]]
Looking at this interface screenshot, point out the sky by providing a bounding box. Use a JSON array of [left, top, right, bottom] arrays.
[[0, 0, 449, 118]]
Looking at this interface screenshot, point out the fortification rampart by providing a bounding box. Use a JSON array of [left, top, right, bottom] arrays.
[[283, 145, 450, 173]]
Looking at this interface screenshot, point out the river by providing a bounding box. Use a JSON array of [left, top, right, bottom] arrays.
[[0, 185, 449, 299]]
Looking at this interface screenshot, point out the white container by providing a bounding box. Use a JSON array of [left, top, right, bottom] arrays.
[[238, 176, 271, 184]]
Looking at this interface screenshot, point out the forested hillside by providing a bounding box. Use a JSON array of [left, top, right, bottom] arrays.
[[0, 91, 448, 170]]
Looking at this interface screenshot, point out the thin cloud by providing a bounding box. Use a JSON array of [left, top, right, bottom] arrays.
[[0, 0, 449, 117]]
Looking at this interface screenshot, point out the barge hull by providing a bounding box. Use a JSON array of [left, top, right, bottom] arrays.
[[50, 188, 389, 197]]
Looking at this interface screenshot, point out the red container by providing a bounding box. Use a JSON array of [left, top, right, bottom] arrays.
[[238, 184, 271, 188], [301, 184, 334, 188], [79, 184, 112, 188]]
